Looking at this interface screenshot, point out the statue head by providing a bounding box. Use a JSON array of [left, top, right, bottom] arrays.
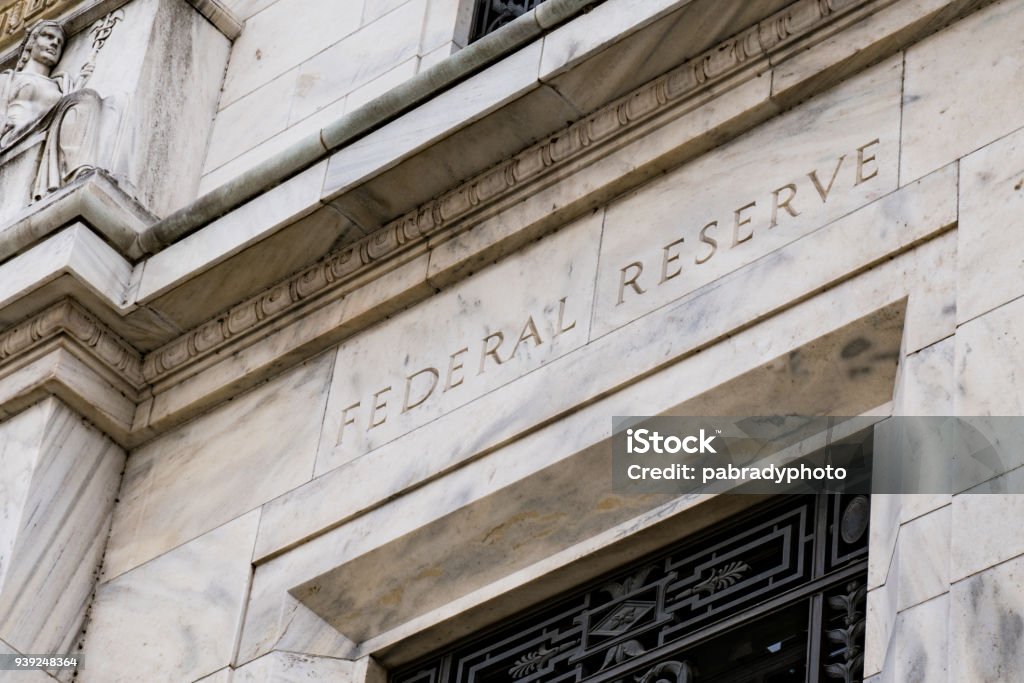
[[16, 21, 66, 72]]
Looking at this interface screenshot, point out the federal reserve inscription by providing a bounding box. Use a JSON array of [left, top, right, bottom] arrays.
[[593, 56, 902, 336], [335, 296, 578, 447], [316, 214, 602, 474], [615, 138, 880, 306], [317, 60, 903, 473]]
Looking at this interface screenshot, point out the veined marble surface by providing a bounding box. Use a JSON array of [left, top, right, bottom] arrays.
[[0, 398, 123, 658], [103, 352, 334, 581], [79, 510, 259, 683]]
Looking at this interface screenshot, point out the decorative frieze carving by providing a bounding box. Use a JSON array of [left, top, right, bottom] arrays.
[[142, 0, 877, 383], [0, 298, 144, 386], [0, 0, 65, 39]]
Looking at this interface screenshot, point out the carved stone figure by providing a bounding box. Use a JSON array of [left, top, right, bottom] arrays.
[[0, 20, 104, 200]]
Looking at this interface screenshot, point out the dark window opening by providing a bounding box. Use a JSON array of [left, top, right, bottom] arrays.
[[469, 0, 548, 43], [392, 493, 870, 683]]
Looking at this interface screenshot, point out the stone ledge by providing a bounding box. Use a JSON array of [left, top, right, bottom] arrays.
[[0, 171, 156, 265]]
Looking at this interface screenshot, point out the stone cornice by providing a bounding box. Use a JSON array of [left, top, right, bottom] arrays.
[[0, 298, 144, 388], [141, 0, 877, 383]]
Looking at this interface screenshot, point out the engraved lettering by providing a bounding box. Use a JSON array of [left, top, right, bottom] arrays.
[[769, 184, 800, 228], [512, 315, 543, 358], [403, 367, 439, 412], [618, 262, 646, 304], [556, 297, 576, 336], [369, 387, 391, 429], [445, 347, 469, 391], [732, 201, 756, 246], [479, 331, 506, 374], [696, 221, 718, 265], [338, 401, 361, 445], [808, 155, 846, 203], [856, 139, 879, 185], [660, 236, 686, 283]]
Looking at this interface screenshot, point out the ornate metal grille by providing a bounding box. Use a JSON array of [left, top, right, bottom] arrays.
[[393, 493, 869, 683], [469, 0, 547, 43]]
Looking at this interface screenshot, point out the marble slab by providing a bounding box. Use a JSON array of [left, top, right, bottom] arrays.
[[954, 293, 1024, 415], [0, 402, 48, 595], [289, 0, 426, 126], [893, 505, 951, 611], [957, 123, 1024, 324], [219, 0, 365, 107], [950, 552, 1024, 682], [0, 399, 123, 657], [103, 352, 333, 581], [233, 651, 356, 682], [894, 337, 954, 416], [314, 210, 602, 475], [901, 0, 1024, 185], [593, 55, 903, 336], [79, 511, 259, 683], [237, 554, 357, 666], [951, 468, 1024, 581], [890, 595, 949, 683]]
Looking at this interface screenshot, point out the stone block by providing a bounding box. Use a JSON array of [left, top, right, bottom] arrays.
[[103, 352, 333, 581], [204, 67, 299, 173], [314, 210, 602, 475], [901, 0, 1024, 184], [957, 123, 1024, 324], [894, 337, 954, 416], [0, 399, 123, 657], [79, 511, 259, 683], [421, 0, 473, 52], [220, 0, 364, 106], [0, 401, 121, 655], [891, 595, 949, 683], [894, 505, 951, 611], [137, 161, 327, 302], [320, 40, 542, 202], [289, 0, 425, 126], [955, 294, 1024, 415], [950, 552, 1024, 682], [344, 58, 420, 115], [951, 468, 1024, 581], [593, 55, 903, 336]]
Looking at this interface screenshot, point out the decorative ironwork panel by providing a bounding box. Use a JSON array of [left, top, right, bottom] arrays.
[[393, 494, 869, 683], [469, 0, 547, 43]]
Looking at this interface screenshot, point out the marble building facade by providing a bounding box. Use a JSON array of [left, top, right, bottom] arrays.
[[0, 0, 1022, 680]]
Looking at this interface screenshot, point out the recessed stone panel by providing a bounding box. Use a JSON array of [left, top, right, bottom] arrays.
[[592, 55, 903, 336], [315, 211, 602, 475]]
